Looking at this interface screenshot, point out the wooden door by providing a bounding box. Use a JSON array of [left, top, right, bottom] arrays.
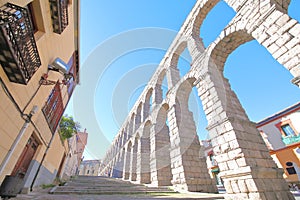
[[11, 134, 39, 177]]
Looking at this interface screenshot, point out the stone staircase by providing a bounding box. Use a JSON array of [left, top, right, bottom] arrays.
[[50, 176, 176, 195]]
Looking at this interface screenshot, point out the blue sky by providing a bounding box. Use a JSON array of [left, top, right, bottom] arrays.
[[66, 0, 300, 160]]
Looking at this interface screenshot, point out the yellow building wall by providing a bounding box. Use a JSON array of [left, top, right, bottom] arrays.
[[272, 144, 300, 183], [0, 0, 78, 186]]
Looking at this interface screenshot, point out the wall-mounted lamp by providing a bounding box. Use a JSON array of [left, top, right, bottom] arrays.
[[40, 58, 74, 85]]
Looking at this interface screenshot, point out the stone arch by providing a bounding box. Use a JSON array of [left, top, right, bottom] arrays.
[[128, 113, 136, 138], [120, 132, 124, 148], [118, 148, 126, 178], [170, 41, 188, 66], [123, 140, 132, 180], [130, 133, 140, 181], [164, 41, 190, 89], [208, 29, 253, 72], [144, 88, 153, 119], [136, 120, 151, 183], [135, 102, 142, 130], [198, 30, 294, 199], [192, 0, 221, 37], [117, 135, 122, 149], [153, 69, 168, 102], [166, 77, 217, 192], [149, 103, 172, 186], [156, 69, 167, 86], [250, 10, 300, 79]]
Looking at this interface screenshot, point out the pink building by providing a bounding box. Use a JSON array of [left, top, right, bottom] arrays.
[[76, 129, 88, 166]]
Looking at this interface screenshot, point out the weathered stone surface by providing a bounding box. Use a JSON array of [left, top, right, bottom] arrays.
[[100, 0, 298, 199]]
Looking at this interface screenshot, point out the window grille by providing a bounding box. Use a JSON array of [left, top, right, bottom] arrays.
[[49, 0, 69, 34]]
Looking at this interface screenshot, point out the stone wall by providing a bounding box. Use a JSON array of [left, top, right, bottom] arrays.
[[100, 0, 299, 199]]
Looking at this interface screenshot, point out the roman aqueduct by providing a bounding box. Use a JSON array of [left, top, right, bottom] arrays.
[[100, 0, 300, 199]]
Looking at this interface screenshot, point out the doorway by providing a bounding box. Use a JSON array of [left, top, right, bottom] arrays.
[[11, 134, 39, 178]]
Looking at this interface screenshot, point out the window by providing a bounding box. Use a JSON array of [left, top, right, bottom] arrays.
[[27, 0, 45, 39], [281, 124, 296, 137], [49, 0, 69, 34], [275, 119, 297, 137], [286, 162, 297, 175], [42, 81, 64, 133], [28, 2, 38, 33]]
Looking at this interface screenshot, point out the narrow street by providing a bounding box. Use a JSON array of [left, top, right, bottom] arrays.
[[11, 176, 226, 200]]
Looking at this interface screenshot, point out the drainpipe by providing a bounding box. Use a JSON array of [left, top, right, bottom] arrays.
[[0, 106, 38, 175]]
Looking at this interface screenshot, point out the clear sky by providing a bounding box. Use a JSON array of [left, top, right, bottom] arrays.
[[66, 0, 300, 160]]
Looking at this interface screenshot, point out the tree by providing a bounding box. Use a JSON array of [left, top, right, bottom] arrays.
[[59, 115, 81, 140]]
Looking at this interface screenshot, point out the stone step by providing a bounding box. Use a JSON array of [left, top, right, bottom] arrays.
[[51, 190, 176, 195], [50, 176, 176, 195], [53, 187, 172, 192]]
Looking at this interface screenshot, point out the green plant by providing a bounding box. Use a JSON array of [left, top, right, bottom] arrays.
[[59, 115, 81, 140], [41, 184, 56, 189]]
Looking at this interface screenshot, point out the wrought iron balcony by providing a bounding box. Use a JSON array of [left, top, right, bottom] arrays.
[[49, 0, 69, 34], [0, 3, 41, 84], [282, 134, 300, 145]]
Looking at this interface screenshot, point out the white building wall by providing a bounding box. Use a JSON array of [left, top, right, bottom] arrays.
[[258, 111, 300, 151]]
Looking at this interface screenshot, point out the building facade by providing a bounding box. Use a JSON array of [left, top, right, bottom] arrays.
[[257, 102, 300, 184], [59, 134, 79, 180], [0, 0, 80, 195], [200, 140, 223, 187], [60, 130, 88, 179], [78, 160, 102, 176], [76, 130, 88, 165]]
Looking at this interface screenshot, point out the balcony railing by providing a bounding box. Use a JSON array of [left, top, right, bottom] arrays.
[[0, 3, 41, 84], [282, 134, 300, 145], [49, 0, 69, 34]]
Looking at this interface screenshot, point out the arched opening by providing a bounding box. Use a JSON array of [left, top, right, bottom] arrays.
[[204, 22, 299, 196], [170, 43, 192, 80], [177, 48, 192, 78], [117, 148, 125, 178], [112, 150, 123, 178], [223, 40, 300, 123], [189, 86, 209, 140], [150, 104, 172, 186], [128, 113, 135, 138], [123, 141, 132, 180], [137, 121, 151, 184], [167, 78, 217, 192], [144, 88, 153, 118], [123, 126, 128, 145], [135, 103, 142, 129], [130, 134, 139, 181], [198, 0, 235, 48], [157, 70, 169, 101], [118, 135, 122, 149]]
